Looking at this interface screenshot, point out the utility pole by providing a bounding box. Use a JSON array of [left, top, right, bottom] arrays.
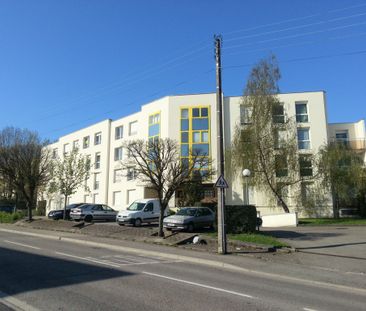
[[214, 35, 227, 255]]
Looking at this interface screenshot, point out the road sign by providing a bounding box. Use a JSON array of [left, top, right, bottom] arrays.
[[214, 175, 229, 188]]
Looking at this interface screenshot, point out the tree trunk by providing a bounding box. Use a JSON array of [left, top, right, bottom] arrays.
[[158, 206, 165, 237], [63, 195, 68, 220]]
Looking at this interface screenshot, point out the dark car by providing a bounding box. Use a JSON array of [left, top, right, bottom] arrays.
[[163, 207, 215, 232], [0, 205, 16, 213], [48, 203, 85, 220]]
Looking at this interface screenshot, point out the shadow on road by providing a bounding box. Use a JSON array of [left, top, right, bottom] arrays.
[[0, 246, 133, 298], [264, 230, 344, 241]]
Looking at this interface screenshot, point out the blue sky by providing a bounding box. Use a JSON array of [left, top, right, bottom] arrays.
[[1, 0, 365, 141]]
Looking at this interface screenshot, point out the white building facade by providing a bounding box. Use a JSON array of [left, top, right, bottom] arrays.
[[46, 91, 366, 217]]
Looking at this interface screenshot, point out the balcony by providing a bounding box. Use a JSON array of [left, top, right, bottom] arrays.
[[330, 138, 366, 150]]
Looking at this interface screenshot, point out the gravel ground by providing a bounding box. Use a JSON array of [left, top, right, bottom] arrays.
[[14, 218, 276, 254]]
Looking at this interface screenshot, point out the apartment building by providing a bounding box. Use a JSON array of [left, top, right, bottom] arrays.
[[46, 91, 366, 217]]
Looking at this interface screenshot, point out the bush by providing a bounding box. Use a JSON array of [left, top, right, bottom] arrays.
[[0, 211, 25, 223], [225, 205, 257, 234]]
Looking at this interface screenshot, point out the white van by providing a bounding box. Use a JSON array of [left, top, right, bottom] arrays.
[[116, 198, 168, 227]]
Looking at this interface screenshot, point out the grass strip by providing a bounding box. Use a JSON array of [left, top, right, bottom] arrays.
[[205, 232, 288, 248], [299, 218, 366, 226]]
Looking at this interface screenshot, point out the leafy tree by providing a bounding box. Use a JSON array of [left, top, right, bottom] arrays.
[[231, 56, 301, 213], [123, 138, 212, 237], [51, 148, 91, 219], [317, 142, 364, 218], [0, 127, 52, 221]]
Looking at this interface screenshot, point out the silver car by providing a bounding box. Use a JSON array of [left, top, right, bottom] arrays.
[[70, 204, 117, 222], [163, 207, 215, 232]]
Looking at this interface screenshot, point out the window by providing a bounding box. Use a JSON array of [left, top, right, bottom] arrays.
[[299, 155, 313, 177], [113, 169, 122, 183], [95, 152, 101, 169], [83, 194, 90, 203], [115, 126, 123, 140], [84, 176, 89, 191], [274, 129, 287, 149], [148, 112, 160, 140], [63, 143, 70, 155], [144, 203, 153, 212], [94, 132, 102, 145], [129, 121, 138, 136], [240, 105, 252, 125], [127, 168, 136, 181], [272, 103, 285, 123], [73, 140, 79, 150], [94, 173, 100, 190], [297, 128, 311, 150], [52, 148, 58, 159], [114, 147, 123, 161], [93, 193, 99, 204], [83, 136, 90, 149], [113, 191, 122, 207], [275, 155, 288, 177], [295, 102, 308, 123], [180, 106, 211, 177], [335, 130, 349, 146]]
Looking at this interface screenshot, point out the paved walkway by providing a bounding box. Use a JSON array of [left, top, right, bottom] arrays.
[[262, 225, 366, 274]]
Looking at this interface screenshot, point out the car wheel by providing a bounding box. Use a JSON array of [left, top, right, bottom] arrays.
[[134, 218, 142, 227], [84, 215, 93, 223], [187, 223, 194, 233]]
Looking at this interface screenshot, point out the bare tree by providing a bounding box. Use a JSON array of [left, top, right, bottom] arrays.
[[50, 148, 91, 219], [123, 138, 212, 237], [231, 56, 303, 213], [0, 127, 52, 221]]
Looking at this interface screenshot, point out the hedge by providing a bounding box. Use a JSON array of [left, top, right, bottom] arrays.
[[225, 205, 257, 234]]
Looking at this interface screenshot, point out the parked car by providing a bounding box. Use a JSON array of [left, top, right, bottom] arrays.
[[0, 205, 16, 213], [116, 198, 169, 227], [163, 207, 215, 232], [48, 203, 85, 220], [70, 204, 117, 222]]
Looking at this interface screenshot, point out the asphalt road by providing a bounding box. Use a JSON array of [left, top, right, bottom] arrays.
[[0, 230, 365, 311]]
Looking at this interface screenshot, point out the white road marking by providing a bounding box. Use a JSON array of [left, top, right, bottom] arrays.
[[303, 308, 319, 311], [142, 271, 255, 299], [55, 252, 121, 268], [3, 240, 41, 250], [0, 290, 40, 311]]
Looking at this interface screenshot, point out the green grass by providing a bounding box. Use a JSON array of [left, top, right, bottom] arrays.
[[205, 232, 289, 248], [299, 218, 366, 226], [0, 211, 25, 223]]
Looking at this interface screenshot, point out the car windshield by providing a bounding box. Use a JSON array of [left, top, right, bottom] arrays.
[[176, 208, 197, 216], [127, 202, 145, 211]]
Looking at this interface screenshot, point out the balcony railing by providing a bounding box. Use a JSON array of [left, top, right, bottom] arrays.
[[329, 138, 366, 150]]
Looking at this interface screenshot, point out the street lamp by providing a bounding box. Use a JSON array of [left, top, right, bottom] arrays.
[[242, 169, 251, 205]]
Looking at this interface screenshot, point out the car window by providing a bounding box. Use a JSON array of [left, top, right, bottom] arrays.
[[202, 208, 212, 216], [127, 202, 145, 211], [92, 205, 102, 211], [144, 203, 153, 212], [102, 205, 113, 211], [196, 209, 204, 217], [176, 208, 197, 216]]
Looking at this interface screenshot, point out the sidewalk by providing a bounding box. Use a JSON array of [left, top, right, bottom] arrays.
[[1, 223, 365, 292]]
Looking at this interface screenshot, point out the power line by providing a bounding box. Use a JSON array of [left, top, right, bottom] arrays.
[[223, 2, 366, 38], [223, 49, 366, 70], [223, 20, 366, 51], [224, 30, 366, 57], [224, 11, 366, 44]]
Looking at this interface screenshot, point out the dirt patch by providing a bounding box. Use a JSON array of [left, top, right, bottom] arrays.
[[15, 218, 282, 255]]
